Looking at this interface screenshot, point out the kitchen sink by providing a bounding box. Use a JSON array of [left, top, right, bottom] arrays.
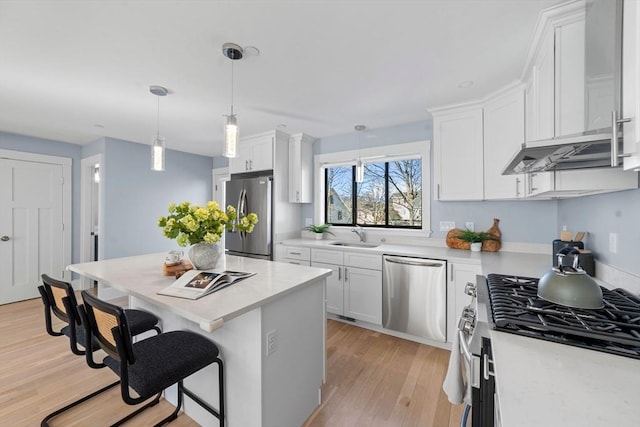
[[329, 242, 380, 248]]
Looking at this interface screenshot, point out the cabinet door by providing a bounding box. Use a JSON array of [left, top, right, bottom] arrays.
[[288, 134, 313, 203], [344, 266, 382, 325], [525, 172, 554, 196], [312, 261, 343, 316], [555, 20, 585, 136], [249, 135, 274, 172], [484, 86, 526, 199], [524, 77, 537, 142], [623, 0, 640, 170], [229, 142, 251, 174], [536, 29, 555, 140], [433, 106, 484, 200]]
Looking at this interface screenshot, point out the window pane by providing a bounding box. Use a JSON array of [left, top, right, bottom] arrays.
[[356, 162, 386, 226], [326, 166, 353, 224], [388, 159, 422, 227]]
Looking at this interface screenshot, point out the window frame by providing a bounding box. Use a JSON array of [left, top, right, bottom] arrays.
[[314, 141, 431, 237], [324, 159, 422, 229]]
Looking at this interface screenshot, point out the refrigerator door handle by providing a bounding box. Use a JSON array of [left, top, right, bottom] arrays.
[[240, 188, 248, 239]]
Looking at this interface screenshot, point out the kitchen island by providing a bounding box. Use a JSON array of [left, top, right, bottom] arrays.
[[67, 253, 331, 427]]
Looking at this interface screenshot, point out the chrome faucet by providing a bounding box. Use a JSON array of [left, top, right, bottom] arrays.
[[351, 225, 365, 243]]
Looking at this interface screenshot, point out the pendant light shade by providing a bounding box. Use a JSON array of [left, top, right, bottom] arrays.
[[224, 114, 238, 157], [151, 135, 166, 171], [222, 43, 243, 158], [355, 125, 366, 183], [150, 85, 168, 171]]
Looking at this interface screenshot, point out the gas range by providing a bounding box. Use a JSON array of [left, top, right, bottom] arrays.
[[485, 273, 640, 359]]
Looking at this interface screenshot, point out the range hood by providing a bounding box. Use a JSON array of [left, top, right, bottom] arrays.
[[502, 123, 624, 175], [503, 0, 627, 176]]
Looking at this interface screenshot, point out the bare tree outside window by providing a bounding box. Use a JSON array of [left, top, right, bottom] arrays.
[[325, 158, 421, 229]]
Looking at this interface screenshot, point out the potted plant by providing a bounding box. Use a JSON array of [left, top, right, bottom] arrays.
[[455, 228, 497, 252], [305, 224, 334, 240]]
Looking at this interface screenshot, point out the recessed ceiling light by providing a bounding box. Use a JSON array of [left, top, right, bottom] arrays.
[[458, 80, 474, 89], [93, 124, 105, 128]]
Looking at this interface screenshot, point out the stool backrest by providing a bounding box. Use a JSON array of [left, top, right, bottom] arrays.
[[81, 290, 135, 365], [40, 274, 80, 326]]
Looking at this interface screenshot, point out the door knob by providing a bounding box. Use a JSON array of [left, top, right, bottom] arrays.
[[1, 236, 9, 241]]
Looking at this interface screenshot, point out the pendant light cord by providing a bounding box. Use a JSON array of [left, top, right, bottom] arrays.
[[230, 60, 235, 116], [156, 95, 160, 138]]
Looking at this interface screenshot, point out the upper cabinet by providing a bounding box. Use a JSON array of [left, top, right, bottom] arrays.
[[288, 133, 315, 203], [431, 103, 484, 201], [229, 132, 275, 174], [483, 84, 526, 199], [622, 0, 640, 170]]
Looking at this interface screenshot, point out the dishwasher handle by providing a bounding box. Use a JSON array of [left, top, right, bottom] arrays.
[[384, 256, 444, 268]]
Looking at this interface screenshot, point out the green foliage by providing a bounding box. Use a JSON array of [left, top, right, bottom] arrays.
[[455, 228, 497, 243], [305, 224, 334, 235]]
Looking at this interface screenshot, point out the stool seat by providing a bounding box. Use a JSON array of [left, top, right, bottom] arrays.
[[82, 290, 225, 426], [104, 330, 219, 399]]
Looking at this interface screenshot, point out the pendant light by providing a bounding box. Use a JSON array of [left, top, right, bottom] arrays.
[[355, 125, 366, 183], [222, 43, 243, 158], [150, 85, 168, 171]]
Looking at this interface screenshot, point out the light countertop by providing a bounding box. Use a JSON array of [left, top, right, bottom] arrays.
[[490, 330, 640, 427], [281, 238, 551, 277], [68, 253, 331, 332]]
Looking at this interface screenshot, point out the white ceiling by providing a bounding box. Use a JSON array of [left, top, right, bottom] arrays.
[[0, 0, 564, 157]]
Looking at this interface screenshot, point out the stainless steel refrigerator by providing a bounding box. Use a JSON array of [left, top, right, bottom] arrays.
[[225, 173, 272, 260]]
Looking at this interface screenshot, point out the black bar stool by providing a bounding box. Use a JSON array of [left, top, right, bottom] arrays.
[[38, 274, 162, 426], [81, 290, 225, 426]]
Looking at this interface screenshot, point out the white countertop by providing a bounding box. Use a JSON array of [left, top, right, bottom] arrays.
[[491, 330, 640, 427], [68, 253, 331, 332], [281, 238, 551, 277]]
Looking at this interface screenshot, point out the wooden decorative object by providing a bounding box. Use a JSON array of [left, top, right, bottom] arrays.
[[446, 229, 470, 250], [162, 259, 194, 276], [482, 218, 502, 252]]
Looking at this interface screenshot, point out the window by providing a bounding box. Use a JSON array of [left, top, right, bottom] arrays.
[[325, 158, 422, 229]]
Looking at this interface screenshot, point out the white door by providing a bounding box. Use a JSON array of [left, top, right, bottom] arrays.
[[0, 158, 64, 304]]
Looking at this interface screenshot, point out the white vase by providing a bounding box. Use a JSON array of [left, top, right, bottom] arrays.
[[470, 242, 482, 252], [188, 242, 221, 270], [314, 233, 323, 240]]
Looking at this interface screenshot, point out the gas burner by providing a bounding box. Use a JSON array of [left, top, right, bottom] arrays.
[[486, 273, 640, 359]]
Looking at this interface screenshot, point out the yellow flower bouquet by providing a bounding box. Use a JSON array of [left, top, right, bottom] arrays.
[[158, 201, 258, 247]]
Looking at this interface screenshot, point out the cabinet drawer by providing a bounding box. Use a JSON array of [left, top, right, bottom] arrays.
[[283, 259, 311, 266], [283, 246, 310, 261], [311, 248, 344, 265], [344, 252, 381, 270]]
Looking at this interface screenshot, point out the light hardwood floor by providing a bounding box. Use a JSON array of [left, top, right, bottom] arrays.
[[0, 296, 463, 426]]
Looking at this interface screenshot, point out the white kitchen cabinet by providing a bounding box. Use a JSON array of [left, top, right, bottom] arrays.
[[622, 0, 640, 171], [229, 132, 274, 174], [526, 168, 638, 198], [281, 245, 311, 266], [447, 262, 481, 345], [535, 28, 556, 140], [555, 19, 585, 136], [343, 266, 382, 325], [524, 4, 584, 140], [483, 84, 526, 199], [431, 103, 484, 201], [288, 133, 315, 203], [311, 248, 382, 325]]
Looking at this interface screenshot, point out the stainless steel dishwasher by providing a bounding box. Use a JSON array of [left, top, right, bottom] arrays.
[[382, 255, 447, 342]]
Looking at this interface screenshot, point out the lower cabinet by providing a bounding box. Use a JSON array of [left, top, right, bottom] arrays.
[[311, 248, 382, 325], [281, 245, 311, 266]]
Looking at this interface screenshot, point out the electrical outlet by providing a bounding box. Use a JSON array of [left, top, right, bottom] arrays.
[[266, 329, 278, 356], [465, 222, 474, 231], [609, 233, 617, 254], [439, 221, 456, 231]]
